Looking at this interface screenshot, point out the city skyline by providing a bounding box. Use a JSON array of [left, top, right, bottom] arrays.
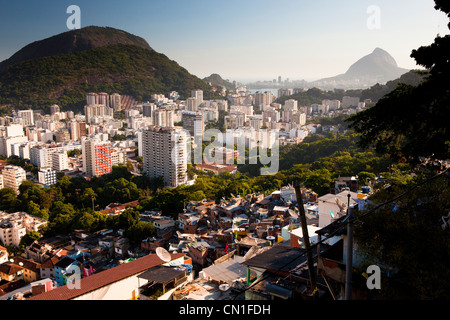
[[0, 0, 449, 82]]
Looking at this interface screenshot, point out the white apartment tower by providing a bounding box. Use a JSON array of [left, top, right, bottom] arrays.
[[38, 167, 57, 186], [87, 93, 98, 106], [141, 126, 188, 188], [153, 109, 174, 128], [52, 150, 69, 172], [283, 99, 298, 112], [110, 93, 122, 111], [84, 104, 106, 124], [18, 110, 34, 126], [191, 90, 203, 109], [2, 165, 26, 194]]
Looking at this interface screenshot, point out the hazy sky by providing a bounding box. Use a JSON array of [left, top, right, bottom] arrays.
[[0, 0, 448, 82]]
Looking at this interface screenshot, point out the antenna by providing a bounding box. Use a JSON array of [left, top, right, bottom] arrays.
[[156, 247, 171, 262]]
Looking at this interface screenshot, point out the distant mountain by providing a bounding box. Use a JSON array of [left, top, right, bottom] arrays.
[[275, 69, 427, 106], [310, 48, 410, 89], [0, 26, 217, 111], [203, 73, 235, 91]]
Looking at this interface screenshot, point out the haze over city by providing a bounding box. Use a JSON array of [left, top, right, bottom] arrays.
[[0, 0, 448, 82]]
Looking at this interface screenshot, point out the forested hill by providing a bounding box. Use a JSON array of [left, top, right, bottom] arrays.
[[0, 26, 217, 113], [0, 26, 153, 73]]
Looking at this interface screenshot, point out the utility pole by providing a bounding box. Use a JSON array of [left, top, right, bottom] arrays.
[[294, 184, 318, 299], [345, 192, 354, 300]]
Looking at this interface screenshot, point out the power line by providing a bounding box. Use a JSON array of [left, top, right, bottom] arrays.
[[232, 167, 450, 297]]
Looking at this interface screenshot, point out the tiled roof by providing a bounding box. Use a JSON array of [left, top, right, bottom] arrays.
[[0, 263, 24, 276], [28, 252, 185, 300], [12, 257, 41, 272], [40, 255, 61, 269]]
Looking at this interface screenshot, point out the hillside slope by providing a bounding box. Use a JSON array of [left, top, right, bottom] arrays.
[[0, 26, 215, 112]]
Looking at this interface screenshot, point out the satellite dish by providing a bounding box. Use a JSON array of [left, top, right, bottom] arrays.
[[9, 259, 14, 263], [19, 262, 24, 266], [335, 197, 347, 212], [219, 284, 230, 292], [156, 247, 171, 262], [288, 209, 298, 219]]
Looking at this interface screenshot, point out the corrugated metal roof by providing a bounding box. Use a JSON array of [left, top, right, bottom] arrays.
[[201, 256, 247, 283]]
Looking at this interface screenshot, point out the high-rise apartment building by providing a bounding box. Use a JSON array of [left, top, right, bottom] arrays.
[[30, 146, 65, 169], [84, 105, 106, 124], [97, 92, 109, 108], [186, 97, 198, 112], [278, 88, 292, 98], [50, 104, 61, 115], [182, 112, 204, 139], [283, 99, 298, 112], [87, 93, 98, 106], [153, 109, 174, 128], [254, 91, 275, 107], [191, 90, 203, 109], [143, 103, 156, 118], [2, 165, 26, 194], [342, 96, 360, 109], [82, 137, 112, 178], [52, 150, 69, 172], [18, 110, 34, 126], [141, 126, 188, 188], [69, 121, 80, 141], [38, 167, 57, 186], [110, 93, 121, 111]]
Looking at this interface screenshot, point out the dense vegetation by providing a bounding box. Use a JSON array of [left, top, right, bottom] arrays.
[[0, 26, 153, 73], [0, 43, 218, 113], [203, 73, 235, 91], [347, 0, 450, 299]]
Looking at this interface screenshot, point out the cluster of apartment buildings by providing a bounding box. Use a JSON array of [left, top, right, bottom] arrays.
[[0, 86, 368, 192]]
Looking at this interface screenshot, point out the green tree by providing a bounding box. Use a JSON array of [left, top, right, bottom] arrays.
[[124, 221, 156, 246], [19, 231, 41, 251], [0, 188, 18, 211], [80, 188, 97, 209], [354, 175, 450, 299], [27, 201, 49, 220]]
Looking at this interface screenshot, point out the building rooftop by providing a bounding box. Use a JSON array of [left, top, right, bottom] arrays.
[[137, 265, 185, 284], [28, 252, 185, 300], [200, 255, 246, 284], [242, 245, 308, 273]]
